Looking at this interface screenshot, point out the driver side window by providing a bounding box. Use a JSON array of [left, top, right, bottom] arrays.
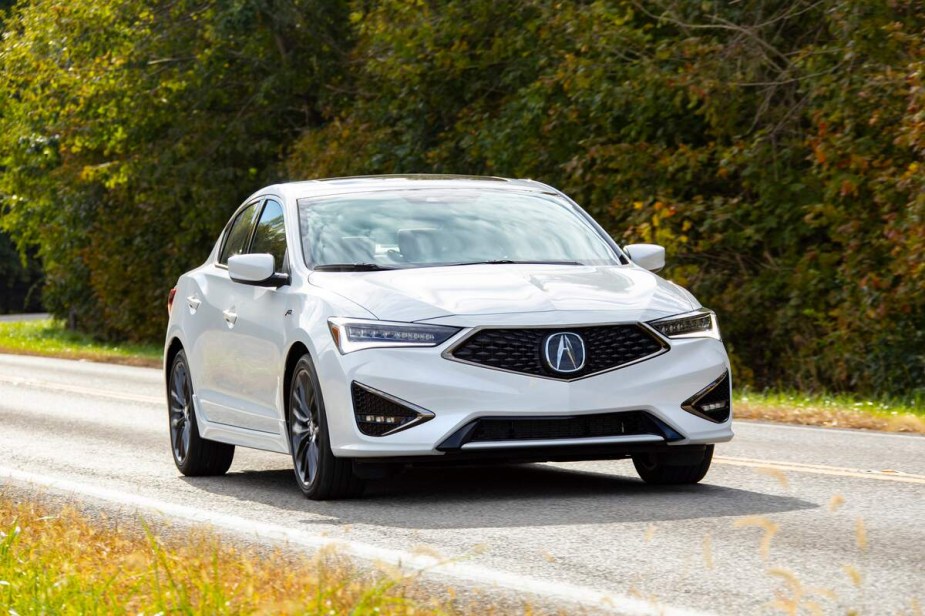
[[250, 199, 287, 271]]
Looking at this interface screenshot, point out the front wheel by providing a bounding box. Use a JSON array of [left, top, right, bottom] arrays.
[[632, 445, 714, 485], [288, 355, 364, 500], [168, 350, 235, 476]]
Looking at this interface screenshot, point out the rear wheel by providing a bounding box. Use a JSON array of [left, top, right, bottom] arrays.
[[288, 354, 364, 500], [168, 350, 235, 476], [632, 445, 714, 485]]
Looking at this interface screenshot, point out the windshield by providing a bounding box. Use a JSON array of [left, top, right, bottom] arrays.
[[297, 188, 621, 269]]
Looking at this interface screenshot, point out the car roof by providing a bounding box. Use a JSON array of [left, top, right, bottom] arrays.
[[253, 174, 564, 203]]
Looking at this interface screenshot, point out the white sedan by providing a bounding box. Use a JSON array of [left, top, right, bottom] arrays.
[[165, 175, 733, 499]]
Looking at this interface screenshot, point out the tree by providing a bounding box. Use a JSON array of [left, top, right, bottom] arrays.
[[0, 0, 349, 339], [1, 0, 922, 397], [287, 0, 925, 396]]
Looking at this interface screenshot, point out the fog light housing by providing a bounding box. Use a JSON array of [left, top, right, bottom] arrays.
[[351, 382, 434, 436], [682, 371, 731, 423]]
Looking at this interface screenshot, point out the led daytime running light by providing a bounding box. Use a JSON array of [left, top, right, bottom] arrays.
[[329, 318, 460, 353], [346, 324, 442, 343], [649, 309, 720, 340]]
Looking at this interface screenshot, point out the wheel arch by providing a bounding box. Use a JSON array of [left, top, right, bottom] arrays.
[[283, 341, 311, 418], [165, 337, 184, 384]]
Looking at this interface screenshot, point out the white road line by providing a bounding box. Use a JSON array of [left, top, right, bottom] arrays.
[[735, 419, 924, 439], [0, 375, 162, 405], [0, 465, 714, 616]]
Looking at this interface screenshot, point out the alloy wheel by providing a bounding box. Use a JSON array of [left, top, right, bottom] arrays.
[[168, 358, 193, 464], [290, 368, 321, 488]]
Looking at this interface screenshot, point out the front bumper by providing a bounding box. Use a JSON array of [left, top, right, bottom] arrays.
[[316, 332, 733, 459]]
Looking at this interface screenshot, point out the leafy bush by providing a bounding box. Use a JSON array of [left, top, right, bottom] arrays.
[[0, 0, 349, 339], [289, 0, 925, 397]]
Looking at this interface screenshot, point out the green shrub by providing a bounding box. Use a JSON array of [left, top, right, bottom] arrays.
[[288, 0, 925, 397]]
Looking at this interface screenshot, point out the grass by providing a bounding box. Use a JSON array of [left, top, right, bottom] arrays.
[[737, 389, 925, 417], [0, 493, 494, 615], [0, 318, 161, 367], [0, 316, 921, 433], [735, 390, 925, 434]]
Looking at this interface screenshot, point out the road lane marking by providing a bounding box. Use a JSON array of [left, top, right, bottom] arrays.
[[735, 420, 925, 439], [0, 466, 714, 616], [715, 456, 925, 485], [0, 374, 162, 405]]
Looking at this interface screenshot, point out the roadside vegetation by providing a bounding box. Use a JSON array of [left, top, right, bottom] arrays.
[[0, 494, 486, 615], [735, 390, 925, 434], [0, 318, 160, 367], [0, 1, 923, 404]]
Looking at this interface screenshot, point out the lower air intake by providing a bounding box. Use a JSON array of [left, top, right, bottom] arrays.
[[438, 411, 680, 450]]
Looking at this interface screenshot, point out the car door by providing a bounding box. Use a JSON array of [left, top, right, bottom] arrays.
[[190, 199, 266, 430], [217, 197, 294, 435]]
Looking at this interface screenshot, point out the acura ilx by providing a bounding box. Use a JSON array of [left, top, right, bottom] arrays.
[[164, 175, 733, 499]]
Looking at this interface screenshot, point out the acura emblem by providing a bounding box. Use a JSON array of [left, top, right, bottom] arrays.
[[543, 332, 586, 373]]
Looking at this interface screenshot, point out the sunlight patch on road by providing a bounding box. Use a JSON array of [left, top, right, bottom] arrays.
[[0, 374, 162, 405]]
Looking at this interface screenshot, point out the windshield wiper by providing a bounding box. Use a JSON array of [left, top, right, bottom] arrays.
[[313, 263, 398, 272], [442, 260, 585, 267]]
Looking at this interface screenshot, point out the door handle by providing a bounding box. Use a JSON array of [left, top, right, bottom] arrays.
[[186, 295, 201, 312], [222, 309, 237, 326]]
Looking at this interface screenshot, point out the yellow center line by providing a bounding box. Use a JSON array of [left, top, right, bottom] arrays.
[[0, 375, 163, 405], [715, 455, 925, 485]]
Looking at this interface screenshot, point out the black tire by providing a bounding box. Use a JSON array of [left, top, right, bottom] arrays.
[[632, 445, 714, 485], [168, 350, 235, 476], [288, 354, 364, 500]]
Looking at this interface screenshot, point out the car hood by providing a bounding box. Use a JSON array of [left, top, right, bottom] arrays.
[[309, 264, 698, 323]]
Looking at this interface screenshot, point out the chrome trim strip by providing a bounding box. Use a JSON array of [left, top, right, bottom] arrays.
[[352, 381, 436, 437], [441, 322, 670, 382], [681, 370, 731, 424], [460, 434, 664, 450]]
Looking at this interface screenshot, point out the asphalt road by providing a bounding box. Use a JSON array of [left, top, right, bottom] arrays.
[[0, 353, 922, 615], [0, 312, 49, 322]]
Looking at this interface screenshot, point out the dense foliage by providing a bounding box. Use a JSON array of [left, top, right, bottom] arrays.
[[1, 0, 922, 397], [0, 230, 42, 313], [0, 0, 349, 338]]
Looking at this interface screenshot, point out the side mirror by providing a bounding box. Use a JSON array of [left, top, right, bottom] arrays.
[[228, 254, 289, 287], [624, 243, 665, 273]]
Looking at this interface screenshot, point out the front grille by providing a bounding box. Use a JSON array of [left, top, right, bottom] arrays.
[[449, 324, 666, 379], [351, 382, 425, 436]]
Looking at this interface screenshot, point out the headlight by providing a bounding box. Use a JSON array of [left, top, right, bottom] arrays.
[[648, 309, 721, 340], [328, 318, 461, 353]]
